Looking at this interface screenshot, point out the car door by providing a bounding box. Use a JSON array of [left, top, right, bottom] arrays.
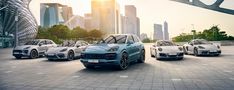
[[45, 40, 54, 50], [132, 35, 141, 58], [187, 41, 195, 53], [38, 40, 47, 54], [126, 35, 135, 61]]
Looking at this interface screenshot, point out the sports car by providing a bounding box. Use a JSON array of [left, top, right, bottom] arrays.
[[45, 40, 89, 60], [80, 34, 145, 70], [13, 39, 57, 59], [150, 40, 184, 60], [183, 39, 221, 56]]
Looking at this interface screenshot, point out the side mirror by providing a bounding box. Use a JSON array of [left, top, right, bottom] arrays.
[[190, 43, 193, 46], [127, 41, 134, 45], [39, 43, 42, 46], [76, 45, 80, 48], [152, 45, 156, 47]]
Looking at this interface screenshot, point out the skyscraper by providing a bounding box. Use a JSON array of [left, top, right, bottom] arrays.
[[122, 5, 140, 37], [91, 0, 121, 35], [154, 24, 163, 40], [40, 3, 73, 27], [164, 21, 169, 40]]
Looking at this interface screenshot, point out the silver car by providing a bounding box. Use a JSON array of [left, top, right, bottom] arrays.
[[45, 40, 89, 60], [13, 39, 57, 59]]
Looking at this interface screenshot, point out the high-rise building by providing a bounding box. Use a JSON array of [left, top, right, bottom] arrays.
[[91, 0, 121, 35], [121, 5, 140, 37], [154, 24, 163, 40], [40, 3, 73, 27], [164, 21, 169, 40], [64, 15, 85, 29], [84, 13, 93, 31], [140, 33, 148, 41]]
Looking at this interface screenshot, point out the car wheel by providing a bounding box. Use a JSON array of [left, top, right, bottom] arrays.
[[194, 48, 199, 56], [150, 49, 154, 57], [138, 50, 145, 63], [177, 57, 184, 60], [67, 50, 74, 61], [15, 56, 22, 59], [30, 49, 38, 59], [117, 53, 129, 70]]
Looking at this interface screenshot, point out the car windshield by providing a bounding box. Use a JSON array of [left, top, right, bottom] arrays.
[[157, 41, 176, 46], [24, 40, 40, 45], [98, 35, 127, 44], [60, 41, 76, 47], [193, 39, 210, 44]]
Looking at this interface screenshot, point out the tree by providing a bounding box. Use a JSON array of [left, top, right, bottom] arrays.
[[142, 38, 151, 43], [48, 25, 70, 39], [71, 26, 88, 40], [88, 29, 103, 40]]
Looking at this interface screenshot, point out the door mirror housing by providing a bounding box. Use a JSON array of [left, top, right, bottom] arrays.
[[127, 40, 134, 45], [39, 43, 42, 46], [152, 45, 156, 47], [76, 45, 80, 48]]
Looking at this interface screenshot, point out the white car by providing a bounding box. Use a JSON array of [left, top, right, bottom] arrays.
[[183, 39, 221, 56], [45, 40, 89, 60], [150, 40, 184, 60], [13, 39, 57, 59]]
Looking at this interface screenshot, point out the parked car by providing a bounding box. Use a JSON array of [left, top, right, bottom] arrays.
[[80, 34, 145, 70], [45, 40, 89, 60], [150, 40, 184, 60], [13, 39, 57, 59], [183, 39, 221, 56]]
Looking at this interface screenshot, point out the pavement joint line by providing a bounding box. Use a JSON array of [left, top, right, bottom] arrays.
[[223, 70, 232, 73], [37, 72, 45, 75], [120, 75, 128, 78], [4, 71, 12, 73], [72, 76, 80, 78], [171, 79, 182, 81], [230, 78, 234, 80]]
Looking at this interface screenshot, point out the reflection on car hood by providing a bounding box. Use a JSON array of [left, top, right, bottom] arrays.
[[84, 44, 119, 53], [14, 45, 36, 50], [47, 47, 70, 53], [197, 44, 218, 49]]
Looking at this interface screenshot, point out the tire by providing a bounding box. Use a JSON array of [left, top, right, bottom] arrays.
[[15, 56, 22, 59], [150, 49, 154, 57], [138, 50, 145, 63], [116, 53, 129, 70], [194, 48, 199, 56], [214, 54, 220, 56], [177, 57, 184, 60], [67, 50, 74, 61], [29, 49, 38, 59]]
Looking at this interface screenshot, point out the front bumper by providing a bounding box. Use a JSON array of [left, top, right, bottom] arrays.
[[157, 52, 184, 59], [198, 50, 221, 55], [45, 53, 68, 60], [12, 50, 29, 57], [80, 53, 119, 66]]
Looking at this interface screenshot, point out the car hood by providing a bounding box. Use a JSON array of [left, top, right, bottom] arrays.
[[196, 44, 219, 49], [159, 46, 182, 53], [47, 47, 70, 53], [84, 44, 120, 53], [14, 45, 36, 50]]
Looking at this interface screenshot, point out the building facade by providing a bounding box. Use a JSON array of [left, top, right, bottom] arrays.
[[91, 0, 121, 35], [154, 24, 163, 40], [163, 21, 169, 40], [0, 0, 38, 48], [40, 3, 73, 27], [121, 5, 140, 37]]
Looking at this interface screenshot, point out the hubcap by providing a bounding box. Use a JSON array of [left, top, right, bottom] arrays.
[[68, 52, 74, 60], [31, 50, 37, 58], [120, 54, 128, 69]]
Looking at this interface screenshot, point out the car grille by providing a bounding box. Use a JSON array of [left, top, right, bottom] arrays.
[[13, 50, 23, 53], [81, 53, 117, 60]]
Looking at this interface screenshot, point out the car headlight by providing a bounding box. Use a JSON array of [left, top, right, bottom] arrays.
[[158, 48, 163, 51], [23, 46, 30, 50], [198, 46, 205, 49], [108, 46, 119, 52], [178, 47, 183, 51], [60, 48, 68, 52]]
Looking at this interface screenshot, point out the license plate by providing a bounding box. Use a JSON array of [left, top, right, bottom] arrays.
[[169, 53, 177, 55], [88, 60, 99, 63], [13, 52, 20, 54], [210, 50, 217, 52], [47, 54, 55, 56]]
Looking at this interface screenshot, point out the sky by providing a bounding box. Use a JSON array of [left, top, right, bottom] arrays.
[[30, 0, 234, 38]]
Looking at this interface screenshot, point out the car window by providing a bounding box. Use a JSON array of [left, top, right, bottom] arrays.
[[127, 35, 134, 43], [133, 35, 140, 42], [46, 40, 53, 45], [24, 40, 40, 45], [157, 41, 175, 46], [101, 35, 127, 44], [39, 40, 46, 45]]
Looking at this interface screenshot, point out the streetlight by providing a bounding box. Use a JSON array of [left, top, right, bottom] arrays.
[[191, 24, 196, 40]]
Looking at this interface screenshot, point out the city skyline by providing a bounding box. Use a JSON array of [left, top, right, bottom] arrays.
[[30, 0, 234, 38]]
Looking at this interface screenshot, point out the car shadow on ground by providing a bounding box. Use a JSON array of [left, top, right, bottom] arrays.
[[77, 62, 154, 73]]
